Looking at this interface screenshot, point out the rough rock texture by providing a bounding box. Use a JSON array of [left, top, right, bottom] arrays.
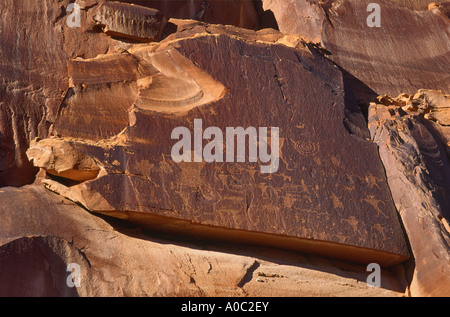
[[0, 0, 128, 187], [0, 0, 274, 188], [392, 0, 444, 10], [432, 2, 450, 18], [37, 23, 410, 267], [1, 0, 449, 298], [26, 138, 100, 182], [0, 0, 69, 186], [119, 0, 261, 30], [262, 0, 327, 43], [0, 185, 406, 297], [376, 89, 450, 151], [369, 90, 450, 296], [93, 2, 167, 42], [263, 0, 450, 103], [55, 35, 228, 139]]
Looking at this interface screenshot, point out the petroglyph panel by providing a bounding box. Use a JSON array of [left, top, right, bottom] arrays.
[[43, 31, 409, 267]]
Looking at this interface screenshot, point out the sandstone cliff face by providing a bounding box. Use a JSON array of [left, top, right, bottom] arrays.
[[0, 0, 124, 187], [93, 1, 168, 42], [369, 90, 450, 296], [39, 23, 409, 268], [119, 0, 262, 30], [0, 0, 449, 297], [0, 185, 405, 297], [263, 0, 450, 103]]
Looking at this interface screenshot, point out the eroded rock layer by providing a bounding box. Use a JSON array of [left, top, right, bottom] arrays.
[[1, 0, 449, 297], [37, 24, 409, 267], [369, 90, 450, 296], [263, 0, 450, 103], [0, 185, 406, 297], [118, 0, 261, 30], [93, 2, 167, 42], [0, 0, 127, 187]]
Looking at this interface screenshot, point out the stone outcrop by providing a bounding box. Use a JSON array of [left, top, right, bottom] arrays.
[[262, 0, 327, 43], [26, 138, 100, 182], [431, 2, 450, 18], [392, 0, 444, 10], [93, 2, 167, 42], [0, 0, 127, 187], [263, 0, 450, 103], [0, 0, 69, 186], [1, 0, 449, 297], [0, 0, 272, 188], [369, 90, 450, 296], [0, 185, 406, 297], [119, 0, 261, 30], [35, 22, 410, 267]]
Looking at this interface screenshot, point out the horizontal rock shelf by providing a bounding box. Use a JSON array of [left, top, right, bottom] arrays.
[[39, 25, 410, 267]]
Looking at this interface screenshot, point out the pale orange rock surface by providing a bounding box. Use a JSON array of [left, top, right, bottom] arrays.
[[262, 0, 450, 103], [0, 185, 406, 297], [34, 23, 410, 268], [369, 90, 450, 296], [26, 138, 100, 182], [0, 0, 449, 297], [93, 2, 167, 42]]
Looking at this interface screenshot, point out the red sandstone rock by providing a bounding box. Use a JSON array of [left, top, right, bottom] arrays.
[[2, 0, 449, 297], [26, 138, 100, 182], [0, 0, 123, 187], [393, 0, 442, 10], [263, 0, 450, 103], [0, 0, 68, 186], [37, 24, 410, 267], [431, 2, 450, 18], [369, 91, 450, 296], [93, 2, 167, 42], [119, 0, 260, 30], [0, 185, 407, 296], [262, 0, 327, 43]]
